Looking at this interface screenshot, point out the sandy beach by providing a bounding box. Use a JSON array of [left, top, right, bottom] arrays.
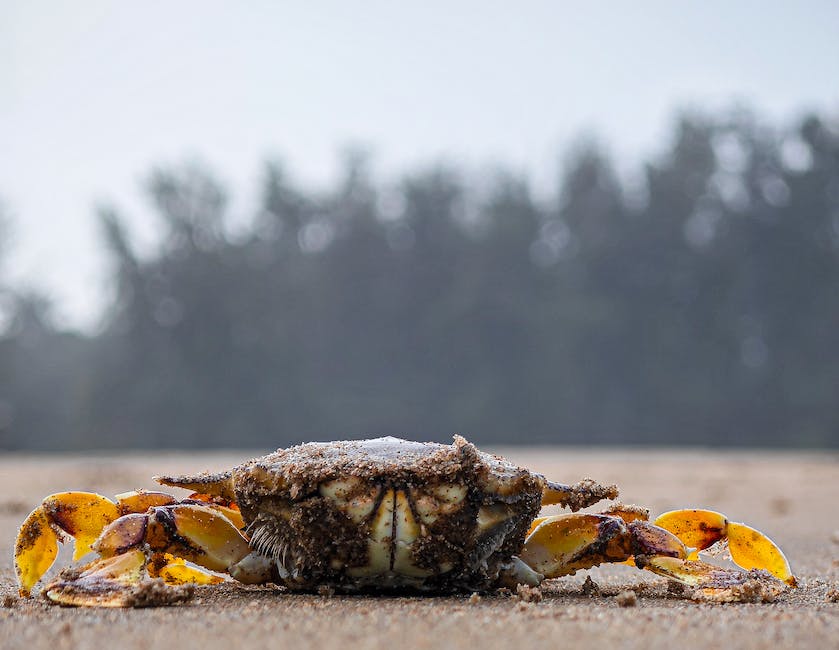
[[1, 447, 837, 649]]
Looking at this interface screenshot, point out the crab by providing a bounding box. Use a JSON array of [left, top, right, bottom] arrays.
[[14, 436, 795, 606]]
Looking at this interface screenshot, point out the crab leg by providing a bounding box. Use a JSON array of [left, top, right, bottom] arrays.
[[155, 470, 236, 501], [14, 490, 253, 601], [518, 512, 791, 602], [541, 479, 619, 511], [43, 503, 253, 606]]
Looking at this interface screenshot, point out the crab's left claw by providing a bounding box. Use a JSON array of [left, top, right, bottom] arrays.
[[518, 511, 792, 602], [519, 514, 687, 578], [15, 493, 120, 596], [654, 509, 795, 586]]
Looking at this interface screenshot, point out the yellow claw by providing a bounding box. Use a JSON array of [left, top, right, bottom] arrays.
[[654, 509, 795, 585], [727, 521, 795, 586], [42, 492, 120, 560], [15, 506, 60, 597], [654, 509, 726, 559]]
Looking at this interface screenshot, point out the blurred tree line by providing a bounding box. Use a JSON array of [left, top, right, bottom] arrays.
[[1, 107, 838, 450]]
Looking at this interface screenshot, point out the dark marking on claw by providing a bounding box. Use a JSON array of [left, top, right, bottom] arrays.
[[45, 502, 80, 536]]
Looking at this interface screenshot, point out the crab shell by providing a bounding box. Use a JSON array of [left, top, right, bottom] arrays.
[[217, 435, 544, 591]]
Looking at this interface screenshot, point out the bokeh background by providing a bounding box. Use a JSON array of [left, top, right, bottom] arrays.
[[1, 2, 838, 450]]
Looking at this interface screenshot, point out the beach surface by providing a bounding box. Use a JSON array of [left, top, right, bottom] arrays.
[[1, 447, 837, 649]]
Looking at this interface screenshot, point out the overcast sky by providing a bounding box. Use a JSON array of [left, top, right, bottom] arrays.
[[1, 1, 838, 331]]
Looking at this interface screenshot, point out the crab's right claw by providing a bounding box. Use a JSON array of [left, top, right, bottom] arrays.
[[654, 509, 795, 586], [15, 492, 120, 596]]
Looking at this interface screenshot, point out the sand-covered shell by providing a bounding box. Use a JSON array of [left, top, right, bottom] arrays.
[[177, 435, 546, 591]]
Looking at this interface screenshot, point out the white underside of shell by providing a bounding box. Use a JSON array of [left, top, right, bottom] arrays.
[[319, 479, 471, 579]]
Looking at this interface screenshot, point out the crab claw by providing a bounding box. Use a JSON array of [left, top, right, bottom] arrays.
[[654, 509, 795, 586], [36, 504, 250, 607], [517, 511, 790, 602], [15, 507, 59, 597], [15, 487, 252, 601], [15, 492, 120, 596]]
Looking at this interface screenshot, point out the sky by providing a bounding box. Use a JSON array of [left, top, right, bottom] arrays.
[[1, 1, 838, 331]]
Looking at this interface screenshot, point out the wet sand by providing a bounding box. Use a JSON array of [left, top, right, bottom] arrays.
[[1, 447, 837, 649]]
